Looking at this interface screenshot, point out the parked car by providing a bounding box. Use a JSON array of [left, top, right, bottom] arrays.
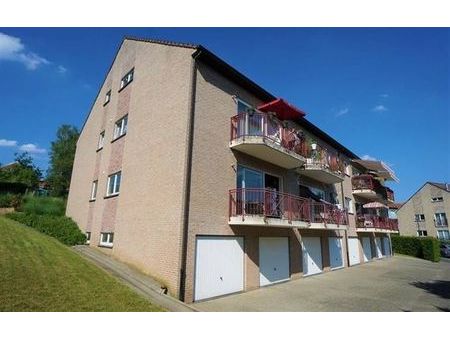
[[440, 244, 450, 258]]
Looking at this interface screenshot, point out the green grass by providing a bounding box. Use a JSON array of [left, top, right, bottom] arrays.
[[0, 216, 163, 311], [21, 195, 66, 216]]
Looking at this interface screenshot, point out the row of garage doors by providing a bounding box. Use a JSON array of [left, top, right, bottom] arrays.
[[194, 235, 363, 301]]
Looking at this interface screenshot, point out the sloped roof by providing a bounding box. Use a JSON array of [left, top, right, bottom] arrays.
[[397, 181, 450, 211], [429, 182, 450, 192], [352, 159, 398, 182]]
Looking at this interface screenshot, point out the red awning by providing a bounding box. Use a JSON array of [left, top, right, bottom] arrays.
[[258, 98, 306, 120]]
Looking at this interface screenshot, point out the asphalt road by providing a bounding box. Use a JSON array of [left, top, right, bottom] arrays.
[[194, 255, 450, 312]]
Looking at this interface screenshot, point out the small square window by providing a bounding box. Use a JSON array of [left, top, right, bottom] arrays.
[[431, 196, 443, 202], [345, 197, 354, 214], [120, 69, 134, 90], [415, 214, 425, 222], [86, 232, 91, 244], [90, 181, 98, 200], [107, 171, 121, 196], [100, 232, 114, 247], [97, 131, 105, 150], [113, 116, 128, 140], [417, 230, 428, 237], [104, 90, 111, 105]]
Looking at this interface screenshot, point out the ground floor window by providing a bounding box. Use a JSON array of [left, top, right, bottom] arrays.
[[437, 230, 450, 240], [417, 230, 428, 237], [86, 232, 91, 244], [100, 232, 114, 247]]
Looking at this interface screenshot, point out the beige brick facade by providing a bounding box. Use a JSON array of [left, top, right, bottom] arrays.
[[67, 37, 397, 303]]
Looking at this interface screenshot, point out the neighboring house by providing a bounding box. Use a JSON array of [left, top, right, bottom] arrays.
[[397, 182, 450, 240], [66, 37, 399, 303]]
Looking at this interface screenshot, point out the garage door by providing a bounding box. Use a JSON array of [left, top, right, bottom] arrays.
[[375, 237, 383, 258], [302, 237, 323, 276], [194, 236, 244, 301], [259, 237, 290, 286], [383, 237, 391, 256], [362, 237, 372, 262], [329, 237, 344, 270], [348, 237, 360, 266]]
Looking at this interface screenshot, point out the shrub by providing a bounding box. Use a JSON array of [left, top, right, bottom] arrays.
[[5, 212, 86, 246], [391, 235, 440, 262], [21, 196, 66, 216], [0, 194, 22, 208]]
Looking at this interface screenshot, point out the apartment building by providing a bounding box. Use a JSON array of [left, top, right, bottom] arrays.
[[66, 37, 399, 303], [397, 182, 450, 240]]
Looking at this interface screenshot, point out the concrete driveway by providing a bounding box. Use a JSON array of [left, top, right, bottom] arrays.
[[194, 256, 450, 312]]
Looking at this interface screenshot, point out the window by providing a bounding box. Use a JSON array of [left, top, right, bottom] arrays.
[[434, 213, 448, 227], [86, 232, 91, 244], [107, 171, 121, 196], [99, 232, 114, 247], [90, 180, 98, 200], [431, 196, 443, 202], [417, 230, 428, 237], [104, 90, 111, 105], [437, 230, 450, 240], [98, 131, 105, 150], [120, 69, 134, 90], [113, 115, 128, 140], [345, 197, 354, 214], [415, 214, 425, 222], [345, 163, 352, 176]]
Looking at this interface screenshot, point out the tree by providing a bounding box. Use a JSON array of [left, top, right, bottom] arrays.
[[47, 125, 79, 197], [0, 152, 42, 191]]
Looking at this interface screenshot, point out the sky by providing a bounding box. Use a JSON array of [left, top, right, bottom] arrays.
[[0, 28, 448, 201]]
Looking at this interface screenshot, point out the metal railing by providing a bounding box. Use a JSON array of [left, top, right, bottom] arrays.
[[229, 188, 348, 225], [230, 112, 308, 157], [356, 214, 399, 231], [351, 175, 388, 199]]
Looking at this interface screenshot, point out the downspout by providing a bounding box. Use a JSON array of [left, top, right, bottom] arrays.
[[178, 49, 201, 302]]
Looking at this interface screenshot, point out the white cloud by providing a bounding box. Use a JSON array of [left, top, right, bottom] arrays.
[[19, 143, 46, 154], [372, 105, 388, 112], [0, 139, 18, 147], [335, 107, 349, 117], [0, 32, 49, 70], [57, 65, 67, 74], [380, 94, 389, 98], [361, 154, 377, 161]]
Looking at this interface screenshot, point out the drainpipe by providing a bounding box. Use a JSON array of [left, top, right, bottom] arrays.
[[178, 50, 201, 302]]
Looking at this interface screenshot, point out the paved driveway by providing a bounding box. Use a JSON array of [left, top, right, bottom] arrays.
[[194, 256, 450, 312]]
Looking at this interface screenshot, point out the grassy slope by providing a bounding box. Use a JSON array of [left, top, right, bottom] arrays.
[[0, 216, 163, 311]]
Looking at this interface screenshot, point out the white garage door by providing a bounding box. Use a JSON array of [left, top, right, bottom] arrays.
[[375, 237, 383, 258], [383, 237, 391, 256], [348, 237, 360, 266], [329, 237, 344, 270], [259, 237, 290, 286], [302, 237, 323, 276], [362, 237, 372, 262], [194, 236, 244, 301]]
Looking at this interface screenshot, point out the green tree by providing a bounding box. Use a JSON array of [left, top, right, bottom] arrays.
[[47, 125, 79, 197], [0, 152, 42, 190]]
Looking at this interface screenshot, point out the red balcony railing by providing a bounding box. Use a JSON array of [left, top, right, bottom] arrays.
[[230, 112, 308, 157], [356, 215, 398, 231], [386, 187, 395, 201], [352, 175, 387, 199], [229, 188, 348, 226]]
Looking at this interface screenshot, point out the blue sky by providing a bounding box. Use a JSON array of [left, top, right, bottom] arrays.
[[0, 28, 448, 201]]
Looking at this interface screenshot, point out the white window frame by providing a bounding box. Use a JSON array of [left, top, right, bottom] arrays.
[[437, 230, 450, 240], [345, 163, 352, 176], [431, 196, 444, 202], [86, 232, 91, 244], [104, 90, 111, 104], [415, 214, 425, 222], [90, 180, 98, 200], [99, 232, 114, 247], [106, 171, 121, 196], [97, 131, 105, 150], [434, 212, 448, 227], [120, 69, 134, 89], [417, 230, 428, 237], [113, 115, 128, 140]]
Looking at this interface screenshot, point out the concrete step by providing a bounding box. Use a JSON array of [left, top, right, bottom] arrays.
[[72, 245, 196, 312]]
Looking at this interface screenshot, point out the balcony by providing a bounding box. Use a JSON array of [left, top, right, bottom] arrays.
[[352, 175, 388, 201], [230, 112, 307, 169], [386, 187, 395, 202], [356, 215, 399, 233], [229, 188, 348, 229], [297, 146, 345, 184]]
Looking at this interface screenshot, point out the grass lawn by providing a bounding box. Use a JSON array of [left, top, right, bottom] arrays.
[[0, 216, 164, 311]]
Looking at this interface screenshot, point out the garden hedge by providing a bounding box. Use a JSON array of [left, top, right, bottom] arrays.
[[391, 235, 440, 262], [5, 212, 86, 246]]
